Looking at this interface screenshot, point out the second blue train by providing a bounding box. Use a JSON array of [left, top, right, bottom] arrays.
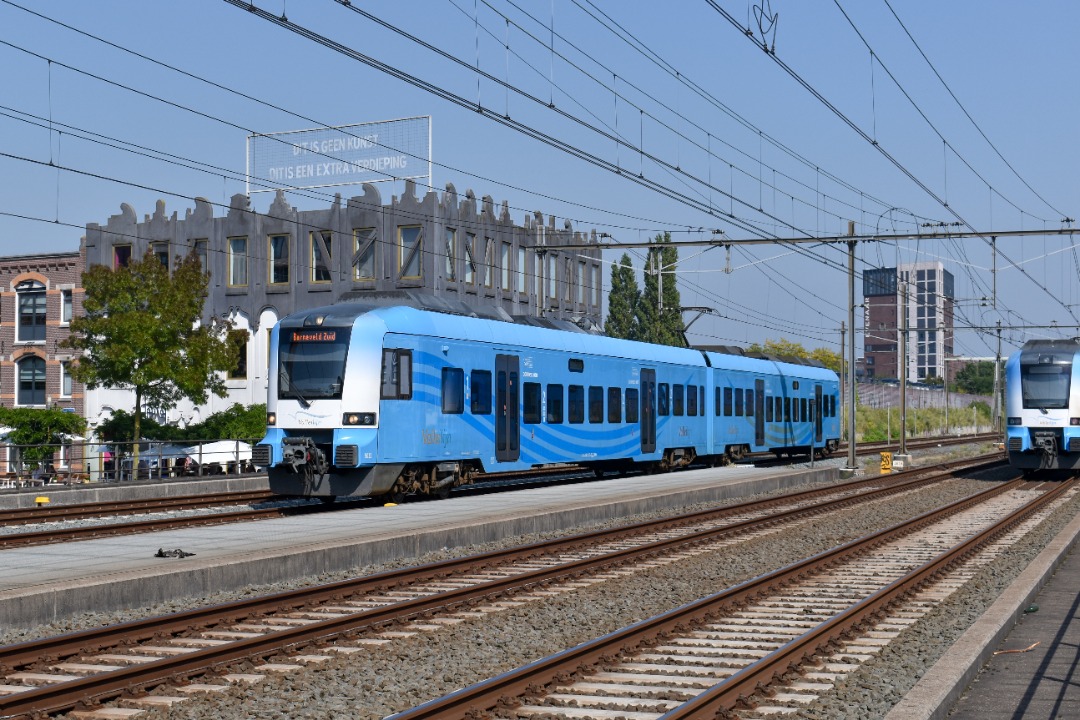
[[254, 304, 841, 500]]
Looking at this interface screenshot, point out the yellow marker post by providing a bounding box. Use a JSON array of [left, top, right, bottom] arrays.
[[880, 452, 893, 474], [35, 496, 50, 506]]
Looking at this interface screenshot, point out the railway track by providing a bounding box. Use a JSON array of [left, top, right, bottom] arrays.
[[0, 489, 276, 526], [0, 455, 1014, 718], [391, 476, 1075, 720]]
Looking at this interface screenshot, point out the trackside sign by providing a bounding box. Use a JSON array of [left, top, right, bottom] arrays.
[[246, 116, 431, 193]]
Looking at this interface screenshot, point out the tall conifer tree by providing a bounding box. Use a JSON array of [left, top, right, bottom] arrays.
[[604, 253, 640, 340]]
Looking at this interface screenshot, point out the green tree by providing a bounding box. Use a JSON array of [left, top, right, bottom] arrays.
[[604, 253, 640, 340], [0, 407, 86, 470], [745, 338, 841, 373], [63, 250, 237, 471], [636, 233, 685, 347], [953, 361, 996, 395]]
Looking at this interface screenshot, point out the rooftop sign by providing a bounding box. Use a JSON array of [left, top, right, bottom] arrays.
[[246, 116, 431, 194]]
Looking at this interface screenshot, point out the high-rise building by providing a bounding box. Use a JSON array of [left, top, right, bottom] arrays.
[[863, 261, 954, 381]]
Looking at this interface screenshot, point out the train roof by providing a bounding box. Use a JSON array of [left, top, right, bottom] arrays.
[[280, 303, 838, 382]]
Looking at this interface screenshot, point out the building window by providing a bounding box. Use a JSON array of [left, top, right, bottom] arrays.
[[18, 356, 46, 406], [61, 289, 73, 324], [152, 242, 170, 268], [577, 261, 586, 304], [483, 238, 495, 288], [269, 234, 290, 285], [353, 228, 376, 281], [16, 281, 46, 343], [398, 225, 423, 280], [229, 333, 248, 380], [501, 242, 512, 291], [194, 239, 208, 271], [228, 237, 248, 287], [311, 231, 333, 283], [445, 228, 457, 281], [114, 244, 132, 268], [463, 233, 476, 285], [564, 258, 572, 301], [548, 255, 557, 300], [517, 246, 527, 294], [60, 361, 73, 397]]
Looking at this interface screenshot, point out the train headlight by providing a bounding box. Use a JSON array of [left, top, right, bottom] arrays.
[[1071, 418, 1080, 426], [343, 412, 376, 426], [267, 412, 277, 426]]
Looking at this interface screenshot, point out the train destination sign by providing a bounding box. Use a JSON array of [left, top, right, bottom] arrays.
[[247, 116, 431, 193], [291, 330, 338, 343]]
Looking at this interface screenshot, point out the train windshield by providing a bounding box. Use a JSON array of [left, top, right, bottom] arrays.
[[1020, 363, 1072, 410], [278, 327, 352, 403]]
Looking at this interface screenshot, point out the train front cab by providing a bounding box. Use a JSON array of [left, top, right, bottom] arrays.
[[1006, 340, 1080, 472]]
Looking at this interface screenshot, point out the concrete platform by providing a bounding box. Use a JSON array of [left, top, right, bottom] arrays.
[[0, 464, 837, 630], [0, 475, 270, 510]]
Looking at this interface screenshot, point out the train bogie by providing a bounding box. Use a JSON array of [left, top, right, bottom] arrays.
[[254, 304, 841, 499]]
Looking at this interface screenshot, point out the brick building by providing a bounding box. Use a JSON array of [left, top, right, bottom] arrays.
[[863, 261, 955, 381], [0, 251, 85, 474]]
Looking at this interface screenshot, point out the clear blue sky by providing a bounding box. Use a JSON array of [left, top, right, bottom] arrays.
[[1, 0, 1077, 359]]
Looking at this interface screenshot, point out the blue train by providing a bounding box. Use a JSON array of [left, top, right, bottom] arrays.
[[253, 304, 841, 500], [1005, 338, 1080, 473]]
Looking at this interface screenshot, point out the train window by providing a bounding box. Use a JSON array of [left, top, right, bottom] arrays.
[[658, 384, 670, 416], [792, 398, 799, 422], [608, 387, 622, 423], [784, 397, 791, 422], [831, 395, 837, 417], [523, 382, 541, 424], [715, 387, 722, 416], [734, 389, 744, 417], [801, 398, 808, 421], [746, 389, 754, 417], [699, 387, 705, 415], [724, 387, 733, 416], [765, 395, 773, 422], [569, 385, 585, 424], [589, 386, 604, 423], [471, 370, 492, 414], [792, 381, 800, 390], [381, 349, 413, 400], [547, 384, 564, 423], [687, 385, 697, 416], [673, 384, 684, 416], [626, 388, 639, 423], [442, 368, 464, 414], [568, 359, 584, 373], [775, 397, 782, 420]]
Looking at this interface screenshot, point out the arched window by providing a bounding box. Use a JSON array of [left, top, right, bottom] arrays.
[[16, 280, 46, 343], [18, 356, 46, 406]]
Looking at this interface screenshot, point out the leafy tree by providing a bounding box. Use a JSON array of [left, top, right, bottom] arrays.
[[0, 407, 86, 470], [953, 361, 996, 395], [604, 253, 640, 340], [63, 250, 237, 471], [744, 338, 842, 373], [636, 233, 685, 347], [98, 404, 266, 443]]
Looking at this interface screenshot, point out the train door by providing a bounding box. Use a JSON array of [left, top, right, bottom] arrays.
[[755, 379, 765, 446], [640, 369, 657, 453], [814, 384, 823, 444], [495, 354, 519, 462]]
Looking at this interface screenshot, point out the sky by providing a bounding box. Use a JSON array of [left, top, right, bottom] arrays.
[[1, 0, 1078, 361]]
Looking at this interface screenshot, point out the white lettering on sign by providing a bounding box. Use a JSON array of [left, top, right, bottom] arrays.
[[248, 117, 430, 193]]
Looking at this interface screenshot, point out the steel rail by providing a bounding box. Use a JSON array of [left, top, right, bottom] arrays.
[[0, 490, 276, 525], [0, 460, 1005, 716], [384, 476, 1053, 720]]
